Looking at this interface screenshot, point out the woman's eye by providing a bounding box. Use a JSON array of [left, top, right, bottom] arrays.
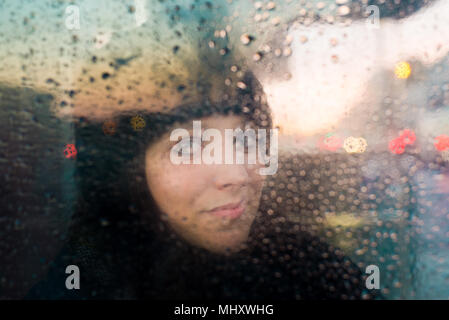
[[175, 137, 202, 157], [246, 136, 258, 150], [258, 135, 267, 149], [234, 135, 257, 153], [190, 137, 202, 149]]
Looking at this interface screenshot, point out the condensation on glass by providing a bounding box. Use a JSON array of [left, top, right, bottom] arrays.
[[0, 0, 448, 299]]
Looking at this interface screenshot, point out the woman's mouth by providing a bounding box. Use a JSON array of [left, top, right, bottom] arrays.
[[206, 200, 246, 219]]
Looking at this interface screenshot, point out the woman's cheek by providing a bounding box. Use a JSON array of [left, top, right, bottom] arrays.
[[164, 161, 205, 189], [154, 161, 210, 214], [147, 165, 197, 227]]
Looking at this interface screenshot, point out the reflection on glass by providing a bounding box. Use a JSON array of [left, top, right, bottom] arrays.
[[1, 0, 449, 300]]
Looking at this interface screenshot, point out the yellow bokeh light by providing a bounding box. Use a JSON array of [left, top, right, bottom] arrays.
[[130, 115, 146, 131], [394, 61, 412, 79], [343, 136, 368, 154]]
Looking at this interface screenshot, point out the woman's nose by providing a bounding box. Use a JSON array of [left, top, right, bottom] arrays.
[[213, 164, 249, 190]]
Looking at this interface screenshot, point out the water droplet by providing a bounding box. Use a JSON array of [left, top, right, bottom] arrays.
[[337, 5, 351, 16]]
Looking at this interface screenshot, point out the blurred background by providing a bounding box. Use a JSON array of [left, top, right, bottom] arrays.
[[1, 0, 448, 299]]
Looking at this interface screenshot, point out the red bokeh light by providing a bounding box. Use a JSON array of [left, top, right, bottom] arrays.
[[318, 134, 343, 152], [389, 129, 415, 154], [389, 137, 406, 154], [399, 129, 416, 145], [434, 135, 449, 151], [63, 144, 77, 159]]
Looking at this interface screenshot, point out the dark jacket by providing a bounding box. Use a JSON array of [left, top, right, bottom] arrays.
[[26, 206, 378, 300]]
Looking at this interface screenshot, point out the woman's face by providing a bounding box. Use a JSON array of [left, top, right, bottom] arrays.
[[144, 114, 266, 254]]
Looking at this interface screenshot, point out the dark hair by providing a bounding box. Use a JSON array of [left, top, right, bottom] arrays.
[[66, 70, 273, 298]]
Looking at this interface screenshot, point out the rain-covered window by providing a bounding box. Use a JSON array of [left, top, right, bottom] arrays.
[[1, 0, 448, 302]]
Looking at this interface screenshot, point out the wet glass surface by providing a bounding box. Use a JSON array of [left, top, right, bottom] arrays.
[[1, 0, 448, 300]]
